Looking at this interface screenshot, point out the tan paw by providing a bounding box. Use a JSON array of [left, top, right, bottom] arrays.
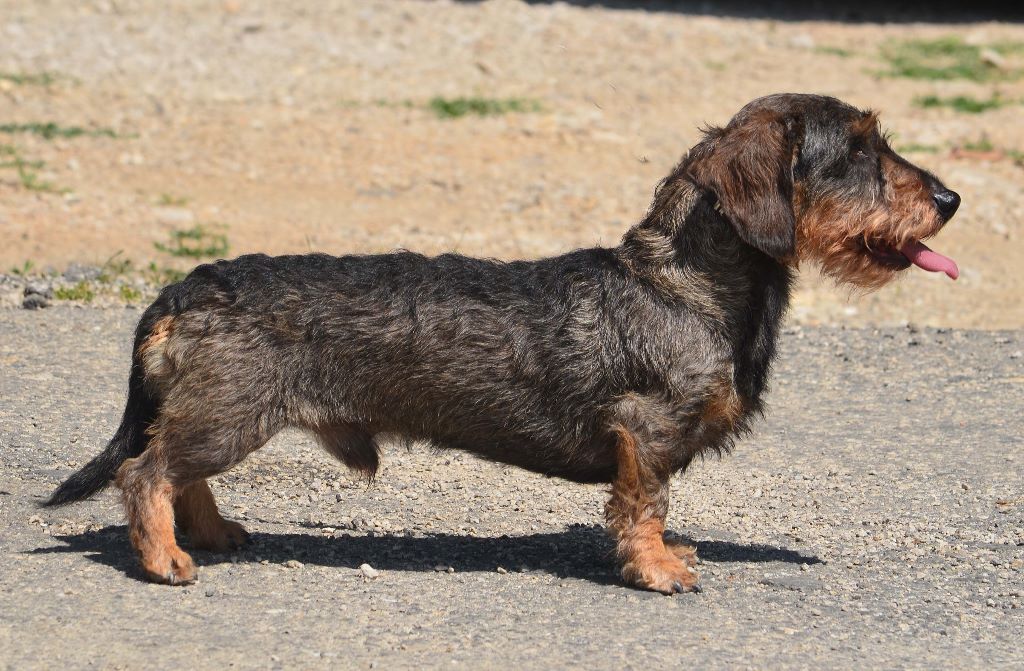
[[188, 518, 250, 553], [622, 554, 701, 594], [141, 546, 197, 586], [664, 540, 699, 567]]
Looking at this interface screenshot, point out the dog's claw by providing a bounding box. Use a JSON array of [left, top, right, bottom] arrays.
[[669, 580, 702, 594], [163, 569, 195, 586]]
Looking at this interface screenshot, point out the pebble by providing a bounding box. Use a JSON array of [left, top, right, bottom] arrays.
[[979, 48, 1007, 69], [153, 206, 195, 226], [788, 33, 815, 49], [63, 264, 101, 283], [283, 559, 303, 569], [22, 294, 49, 310], [359, 563, 380, 579], [24, 281, 53, 298]]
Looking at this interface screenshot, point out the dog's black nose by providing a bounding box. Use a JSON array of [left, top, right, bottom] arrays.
[[934, 190, 960, 219]]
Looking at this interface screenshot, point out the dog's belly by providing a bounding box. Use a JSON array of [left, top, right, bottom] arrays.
[[434, 434, 619, 484]]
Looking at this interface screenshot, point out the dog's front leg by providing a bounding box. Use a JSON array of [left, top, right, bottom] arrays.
[[604, 421, 701, 594]]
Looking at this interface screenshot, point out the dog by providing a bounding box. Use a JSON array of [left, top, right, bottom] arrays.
[[45, 94, 960, 593]]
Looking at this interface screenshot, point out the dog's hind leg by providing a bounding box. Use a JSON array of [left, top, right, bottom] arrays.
[[117, 404, 281, 584], [116, 439, 197, 585], [174, 479, 249, 553]]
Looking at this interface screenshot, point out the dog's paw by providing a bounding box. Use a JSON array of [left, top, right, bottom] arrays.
[[141, 546, 197, 586], [622, 555, 701, 595], [188, 518, 250, 553], [664, 540, 698, 568]]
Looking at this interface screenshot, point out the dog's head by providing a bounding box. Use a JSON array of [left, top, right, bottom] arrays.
[[685, 93, 960, 288]]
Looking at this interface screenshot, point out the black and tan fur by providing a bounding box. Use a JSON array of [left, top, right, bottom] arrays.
[[45, 94, 960, 593]]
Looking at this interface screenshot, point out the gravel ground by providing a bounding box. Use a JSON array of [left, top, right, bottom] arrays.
[[0, 307, 1021, 669]]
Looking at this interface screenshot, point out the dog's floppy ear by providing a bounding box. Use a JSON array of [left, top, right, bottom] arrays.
[[686, 110, 801, 259]]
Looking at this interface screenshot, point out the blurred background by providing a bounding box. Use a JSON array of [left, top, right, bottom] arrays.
[[1, 0, 1021, 327]]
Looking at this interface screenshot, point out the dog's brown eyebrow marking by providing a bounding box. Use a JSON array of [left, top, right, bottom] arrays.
[[851, 110, 880, 139], [45, 93, 959, 595]]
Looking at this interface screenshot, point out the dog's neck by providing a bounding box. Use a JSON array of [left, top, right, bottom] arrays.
[[618, 177, 777, 308], [617, 176, 794, 403]]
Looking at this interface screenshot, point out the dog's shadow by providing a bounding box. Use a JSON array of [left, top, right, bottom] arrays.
[[31, 522, 822, 585]]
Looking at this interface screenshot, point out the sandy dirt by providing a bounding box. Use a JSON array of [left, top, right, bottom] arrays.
[[0, 1, 1022, 327]]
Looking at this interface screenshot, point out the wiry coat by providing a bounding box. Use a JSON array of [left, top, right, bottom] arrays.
[[130, 181, 785, 486], [46, 94, 960, 593]]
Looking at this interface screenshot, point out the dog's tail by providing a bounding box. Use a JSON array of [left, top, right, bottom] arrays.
[[42, 308, 167, 507]]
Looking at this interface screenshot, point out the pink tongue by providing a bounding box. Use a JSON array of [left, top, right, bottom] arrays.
[[900, 241, 959, 280]]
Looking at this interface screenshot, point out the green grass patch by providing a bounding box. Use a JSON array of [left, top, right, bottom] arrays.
[[119, 285, 143, 302], [157, 193, 189, 207], [954, 137, 1023, 161], [895, 143, 941, 154], [54, 281, 95, 302], [154, 223, 229, 259], [962, 136, 995, 152], [0, 72, 60, 86], [10, 260, 35, 276], [0, 122, 120, 140], [992, 41, 1024, 55], [372, 99, 415, 110], [815, 46, 853, 57], [96, 251, 134, 283], [428, 96, 540, 119], [880, 37, 1023, 81], [0, 144, 64, 193], [144, 262, 187, 287], [14, 164, 61, 193], [914, 94, 1009, 113]]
